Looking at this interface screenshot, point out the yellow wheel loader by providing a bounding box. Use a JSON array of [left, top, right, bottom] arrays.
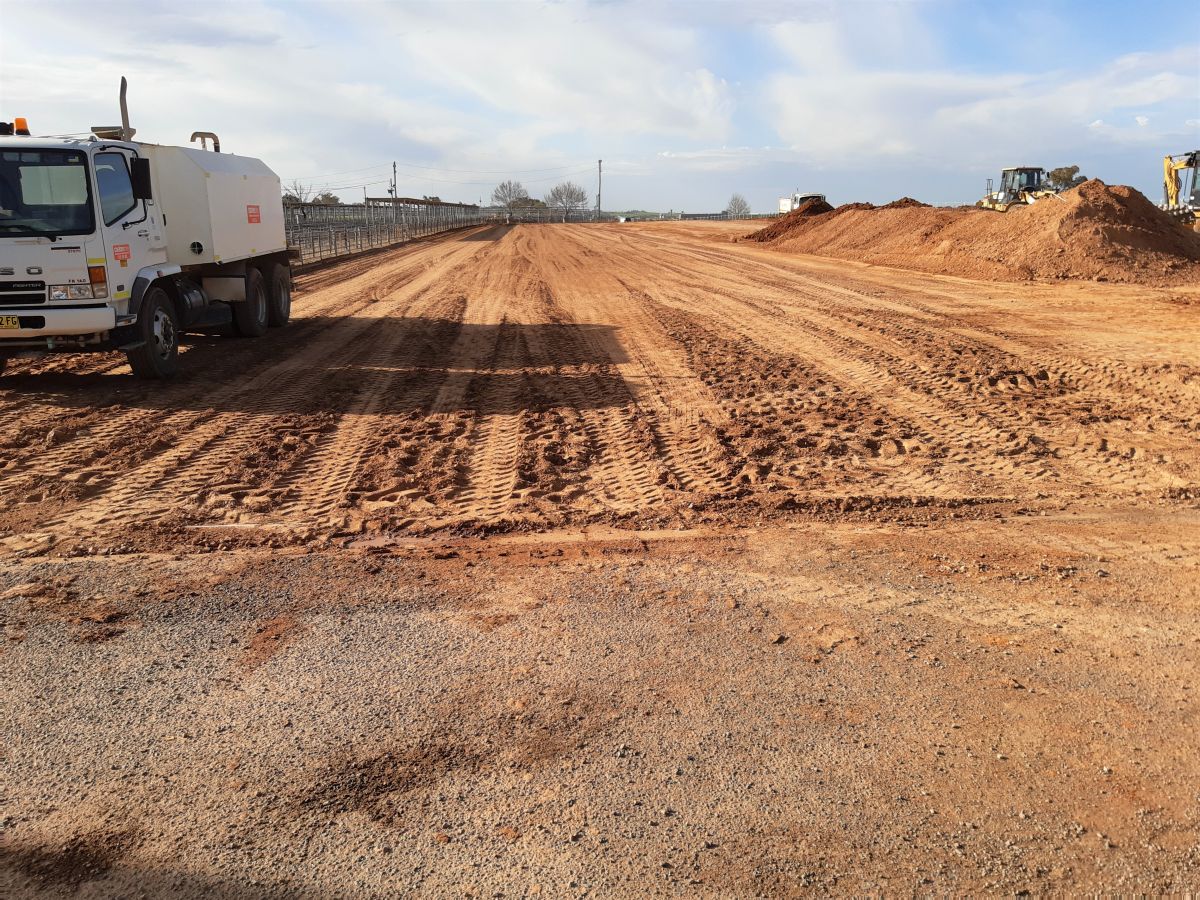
[[976, 167, 1059, 212]]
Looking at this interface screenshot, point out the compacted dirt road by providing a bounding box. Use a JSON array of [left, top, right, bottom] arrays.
[[2, 223, 1198, 895]]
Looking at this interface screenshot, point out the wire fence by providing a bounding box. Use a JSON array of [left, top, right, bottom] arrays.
[[285, 201, 491, 265], [285, 201, 782, 264], [675, 212, 781, 222]]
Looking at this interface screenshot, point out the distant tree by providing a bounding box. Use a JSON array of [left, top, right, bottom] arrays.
[[491, 180, 530, 208], [282, 180, 313, 204], [545, 181, 589, 222], [312, 191, 342, 205], [1047, 165, 1087, 190], [422, 195, 442, 203], [511, 197, 547, 208], [727, 193, 752, 218]]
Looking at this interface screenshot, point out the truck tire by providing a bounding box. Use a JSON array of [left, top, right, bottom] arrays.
[[267, 263, 291, 327], [125, 286, 180, 379], [233, 268, 269, 337]]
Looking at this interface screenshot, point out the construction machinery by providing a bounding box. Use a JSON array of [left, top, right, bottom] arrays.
[[1161, 151, 1199, 228], [778, 191, 826, 214], [976, 167, 1059, 212], [0, 78, 291, 378]]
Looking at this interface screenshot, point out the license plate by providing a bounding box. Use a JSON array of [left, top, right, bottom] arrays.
[[0, 315, 19, 329]]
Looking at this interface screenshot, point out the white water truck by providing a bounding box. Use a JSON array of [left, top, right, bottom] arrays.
[[0, 78, 291, 378]]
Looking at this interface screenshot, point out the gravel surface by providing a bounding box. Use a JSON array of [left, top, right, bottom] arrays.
[[2, 511, 1198, 896]]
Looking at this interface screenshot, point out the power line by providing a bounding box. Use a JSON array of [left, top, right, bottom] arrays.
[[282, 160, 391, 181], [284, 158, 588, 184], [392, 160, 586, 175], [295, 167, 595, 199], [389, 167, 595, 188]]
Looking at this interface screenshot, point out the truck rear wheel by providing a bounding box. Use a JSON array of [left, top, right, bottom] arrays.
[[267, 264, 291, 327], [233, 268, 269, 337], [125, 287, 180, 379]]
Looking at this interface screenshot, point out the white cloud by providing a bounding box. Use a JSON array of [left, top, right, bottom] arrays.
[[336, 1, 734, 142], [2, 0, 1196, 210], [762, 16, 1199, 167]]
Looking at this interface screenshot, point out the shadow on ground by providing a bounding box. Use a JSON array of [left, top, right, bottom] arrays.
[[0, 317, 633, 416]]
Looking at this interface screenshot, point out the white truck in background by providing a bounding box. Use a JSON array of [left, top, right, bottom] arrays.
[[0, 78, 292, 378]]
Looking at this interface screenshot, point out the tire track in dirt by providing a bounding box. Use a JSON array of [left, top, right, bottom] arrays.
[[524, 227, 732, 498], [618, 227, 1200, 425], [568, 231, 994, 498], [560, 231, 982, 498], [436, 230, 665, 524], [5, 221, 1196, 548], [33, 238, 491, 536], [713, 261, 1190, 494], [518, 302, 667, 517], [514, 233, 669, 514], [270, 235, 525, 529], [0, 234, 482, 498], [268, 291, 468, 529], [450, 321, 530, 525], [577, 226, 1193, 500]]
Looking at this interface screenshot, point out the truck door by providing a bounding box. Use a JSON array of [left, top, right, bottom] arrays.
[[93, 149, 166, 304]]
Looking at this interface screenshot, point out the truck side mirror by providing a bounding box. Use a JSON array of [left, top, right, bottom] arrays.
[[130, 157, 153, 201]]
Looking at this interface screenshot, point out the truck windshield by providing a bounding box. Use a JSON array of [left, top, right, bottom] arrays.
[[0, 148, 95, 237]]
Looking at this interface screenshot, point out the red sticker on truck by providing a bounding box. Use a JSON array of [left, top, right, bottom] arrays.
[[112, 244, 131, 261], [246, 204, 261, 224]]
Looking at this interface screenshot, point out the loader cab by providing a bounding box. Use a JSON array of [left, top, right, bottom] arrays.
[[1000, 167, 1044, 195]]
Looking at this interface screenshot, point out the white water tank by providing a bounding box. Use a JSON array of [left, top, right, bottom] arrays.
[[143, 144, 286, 266]]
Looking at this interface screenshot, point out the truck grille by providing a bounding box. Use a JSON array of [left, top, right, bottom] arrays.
[[0, 281, 47, 307]]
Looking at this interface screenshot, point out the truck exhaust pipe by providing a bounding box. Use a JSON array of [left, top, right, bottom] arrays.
[[119, 76, 136, 142]]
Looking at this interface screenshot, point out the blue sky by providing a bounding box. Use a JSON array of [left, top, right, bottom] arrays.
[[3, 0, 1197, 211]]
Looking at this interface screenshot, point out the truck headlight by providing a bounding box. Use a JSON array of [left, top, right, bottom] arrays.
[[49, 285, 97, 300]]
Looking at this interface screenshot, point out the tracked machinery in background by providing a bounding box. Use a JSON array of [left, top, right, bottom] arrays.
[[976, 167, 1060, 212], [1161, 151, 1199, 230]]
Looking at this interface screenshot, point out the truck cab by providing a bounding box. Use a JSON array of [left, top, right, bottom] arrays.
[[1, 116, 291, 379], [0, 136, 162, 344]]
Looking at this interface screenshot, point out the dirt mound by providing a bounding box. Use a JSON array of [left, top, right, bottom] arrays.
[[747, 197, 834, 242], [832, 202, 877, 214], [882, 197, 930, 210], [753, 181, 1200, 285]]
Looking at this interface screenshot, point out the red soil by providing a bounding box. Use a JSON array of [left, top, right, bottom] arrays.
[[747, 181, 1200, 284]]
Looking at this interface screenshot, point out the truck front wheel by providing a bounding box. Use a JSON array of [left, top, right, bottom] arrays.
[[125, 287, 180, 379], [233, 268, 269, 337], [267, 264, 291, 327]]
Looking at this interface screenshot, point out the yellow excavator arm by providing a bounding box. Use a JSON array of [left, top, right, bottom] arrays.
[[1163, 152, 1198, 208]]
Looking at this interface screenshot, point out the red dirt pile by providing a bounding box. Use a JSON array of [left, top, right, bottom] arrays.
[[748, 181, 1200, 284], [748, 197, 835, 242], [882, 197, 929, 210]]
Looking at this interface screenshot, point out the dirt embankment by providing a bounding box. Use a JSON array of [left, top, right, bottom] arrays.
[[749, 197, 835, 242], [748, 181, 1200, 285]]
